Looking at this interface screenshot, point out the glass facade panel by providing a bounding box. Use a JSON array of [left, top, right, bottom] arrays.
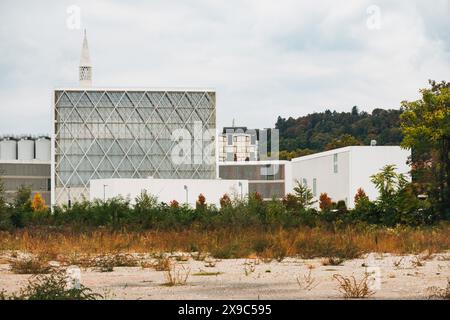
[[54, 89, 216, 205]]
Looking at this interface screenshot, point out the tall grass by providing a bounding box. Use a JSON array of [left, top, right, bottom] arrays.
[[1, 224, 449, 259]]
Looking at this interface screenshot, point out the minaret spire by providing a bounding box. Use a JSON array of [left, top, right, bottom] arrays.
[[79, 29, 92, 86]]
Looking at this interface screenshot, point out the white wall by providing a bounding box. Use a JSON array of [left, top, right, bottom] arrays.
[[291, 146, 411, 209], [349, 146, 410, 207], [292, 149, 350, 208], [90, 178, 249, 207]]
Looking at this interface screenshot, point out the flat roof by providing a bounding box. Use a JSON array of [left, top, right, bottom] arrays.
[[0, 160, 51, 165], [54, 87, 216, 92], [291, 146, 405, 162], [219, 160, 290, 166]]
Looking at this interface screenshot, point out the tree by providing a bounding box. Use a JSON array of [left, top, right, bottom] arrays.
[[293, 180, 316, 209], [31, 192, 48, 212], [0, 177, 12, 230], [400, 80, 450, 215], [196, 193, 206, 210], [219, 194, 231, 208], [11, 185, 32, 228], [371, 165, 407, 202], [354, 188, 369, 205], [282, 193, 299, 210], [325, 134, 362, 151], [319, 193, 332, 211], [370, 165, 414, 225]]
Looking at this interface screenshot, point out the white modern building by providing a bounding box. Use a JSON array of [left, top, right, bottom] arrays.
[[90, 178, 248, 207], [52, 31, 216, 206], [218, 126, 258, 162], [291, 146, 411, 208]]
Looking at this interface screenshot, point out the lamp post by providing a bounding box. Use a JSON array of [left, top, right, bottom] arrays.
[[103, 184, 108, 202], [68, 187, 71, 209], [238, 181, 243, 199], [184, 185, 188, 204]]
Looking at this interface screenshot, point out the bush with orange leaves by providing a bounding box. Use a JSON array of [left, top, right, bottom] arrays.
[[196, 193, 206, 210], [219, 194, 231, 208], [169, 200, 179, 208], [354, 188, 369, 205], [31, 193, 48, 212], [319, 193, 333, 211]]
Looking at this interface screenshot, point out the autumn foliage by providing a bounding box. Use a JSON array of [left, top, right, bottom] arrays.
[[196, 193, 206, 210], [219, 194, 231, 208], [319, 193, 333, 211], [31, 193, 47, 212], [354, 188, 369, 205], [169, 200, 179, 208]]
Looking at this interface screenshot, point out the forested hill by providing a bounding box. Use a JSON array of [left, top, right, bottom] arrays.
[[275, 106, 403, 160]]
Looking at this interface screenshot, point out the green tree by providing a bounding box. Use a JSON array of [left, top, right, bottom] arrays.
[[325, 134, 362, 151], [11, 185, 32, 228], [0, 177, 12, 230], [400, 80, 450, 216], [293, 180, 316, 209]]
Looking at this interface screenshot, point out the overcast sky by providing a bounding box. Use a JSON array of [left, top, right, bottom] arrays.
[[0, 0, 449, 135]]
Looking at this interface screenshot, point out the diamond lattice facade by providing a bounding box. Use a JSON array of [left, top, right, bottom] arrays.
[[52, 89, 216, 206]]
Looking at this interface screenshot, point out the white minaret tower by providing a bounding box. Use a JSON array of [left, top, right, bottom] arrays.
[[79, 29, 92, 87]]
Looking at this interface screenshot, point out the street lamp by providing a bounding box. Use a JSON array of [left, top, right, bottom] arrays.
[[68, 187, 71, 209], [184, 185, 188, 204], [238, 181, 243, 199], [103, 184, 108, 202]]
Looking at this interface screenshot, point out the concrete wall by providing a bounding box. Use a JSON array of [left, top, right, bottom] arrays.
[[90, 178, 249, 207], [291, 146, 411, 208], [0, 160, 51, 205]]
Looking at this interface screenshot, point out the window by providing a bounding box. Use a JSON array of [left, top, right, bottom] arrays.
[[333, 154, 338, 173], [313, 178, 317, 196], [302, 178, 307, 187], [227, 134, 233, 146]]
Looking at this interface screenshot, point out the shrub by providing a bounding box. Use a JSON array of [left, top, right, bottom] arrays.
[[31, 192, 48, 212], [0, 179, 12, 231], [293, 181, 316, 209], [282, 193, 299, 210], [319, 193, 333, 211], [354, 188, 369, 205], [219, 194, 231, 208], [152, 255, 172, 271], [164, 265, 190, 286], [10, 256, 52, 274], [1, 269, 102, 300], [427, 280, 450, 299], [333, 273, 375, 299], [169, 200, 179, 208], [336, 200, 348, 214]]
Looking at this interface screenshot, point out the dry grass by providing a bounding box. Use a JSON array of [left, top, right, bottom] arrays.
[[426, 280, 450, 299], [94, 253, 140, 272], [296, 269, 318, 291], [9, 256, 52, 274], [163, 264, 190, 286], [152, 255, 172, 271], [321, 257, 345, 266], [0, 225, 449, 261], [333, 273, 375, 299]]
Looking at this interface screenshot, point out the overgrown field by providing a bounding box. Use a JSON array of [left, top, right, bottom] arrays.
[[1, 224, 449, 260]]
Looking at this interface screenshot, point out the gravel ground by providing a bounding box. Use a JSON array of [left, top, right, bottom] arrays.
[[0, 252, 449, 299]]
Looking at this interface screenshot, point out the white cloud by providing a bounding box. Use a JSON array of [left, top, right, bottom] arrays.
[[0, 0, 449, 134]]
